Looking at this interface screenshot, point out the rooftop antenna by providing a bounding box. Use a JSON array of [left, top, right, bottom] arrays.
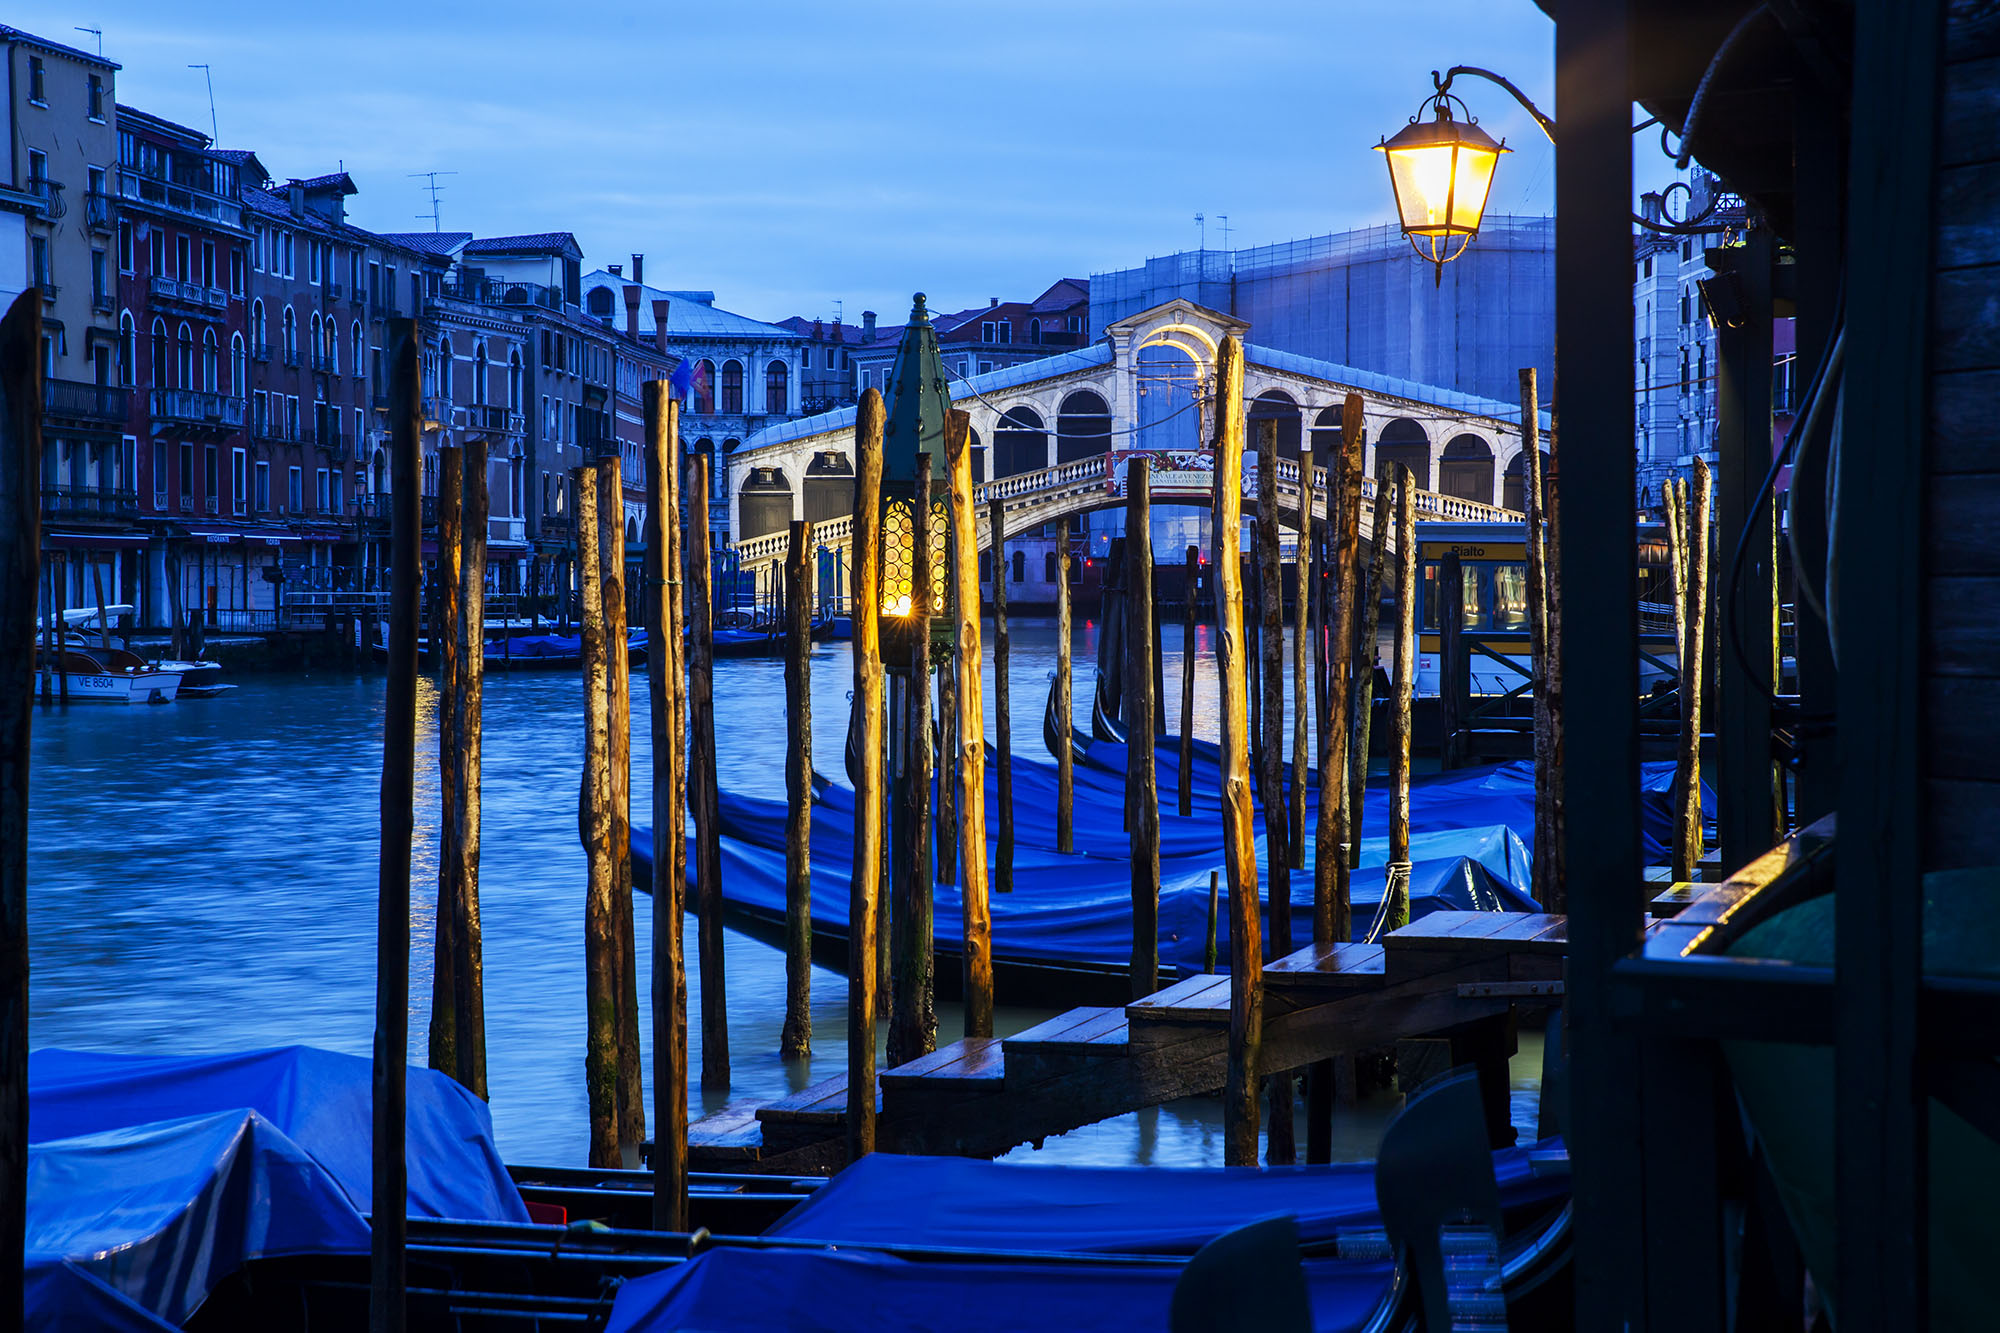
[[1218, 214, 1233, 251], [74, 27, 102, 56], [409, 171, 457, 231], [187, 64, 217, 143], [1195, 212, 1206, 249], [834, 299, 843, 321]]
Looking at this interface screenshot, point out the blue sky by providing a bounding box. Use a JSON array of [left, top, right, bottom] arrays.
[[24, 1, 1558, 322]]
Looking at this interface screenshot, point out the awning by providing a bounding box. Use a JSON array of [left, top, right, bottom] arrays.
[[44, 531, 149, 550], [182, 527, 241, 544], [488, 539, 531, 553], [294, 529, 344, 543]]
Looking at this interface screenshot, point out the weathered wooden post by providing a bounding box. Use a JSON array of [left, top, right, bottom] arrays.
[[847, 390, 886, 1159], [372, 316, 421, 1333], [1541, 422, 1566, 913], [782, 519, 814, 1061], [597, 457, 642, 1152], [90, 563, 110, 652], [454, 440, 489, 1099], [889, 464, 935, 1070], [53, 556, 66, 703], [1675, 459, 1713, 880], [687, 459, 729, 1091], [946, 410, 993, 1037], [1291, 447, 1314, 872], [1205, 870, 1220, 974], [1180, 545, 1199, 816], [430, 446, 464, 1080], [1255, 418, 1294, 1164], [1318, 394, 1364, 942], [1213, 337, 1263, 1167], [1348, 460, 1393, 863], [935, 566, 959, 891], [641, 384, 687, 1231], [1126, 457, 1161, 998], [1439, 546, 1466, 773], [0, 291, 43, 1318], [1520, 368, 1560, 909], [1055, 525, 1075, 853], [990, 498, 1015, 894], [1385, 469, 1419, 935], [576, 464, 619, 1168]]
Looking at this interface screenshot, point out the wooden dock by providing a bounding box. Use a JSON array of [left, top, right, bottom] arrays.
[[687, 909, 1602, 1173]]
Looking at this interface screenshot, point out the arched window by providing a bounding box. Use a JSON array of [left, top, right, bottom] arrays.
[[1044, 551, 1057, 582], [1029, 318, 1042, 343], [230, 333, 245, 392], [282, 306, 296, 360], [1012, 548, 1026, 583], [1502, 450, 1551, 513], [309, 312, 322, 367], [1438, 434, 1496, 505], [720, 359, 743, 414], [694, 360, 716, 415], [994, 406, 1047, 477], [1308, 404, 1352, 459], [118, 311, 135, 387], [509, 349, 523, 411], [1246, 390, 1302, 460], [325, 316, 338, 373], [764, 358, 788, 414], [1055, 390, 1112, 463], [251, 299, 265, 349], [438, 336, 453, 399], [176, 323, 194, 389], [1375, 418, 1432, 490], [201, 327, 217, 390], [150, 318, 167, 389], [474, 343, 488, 405], [352, 323, 365, 381]]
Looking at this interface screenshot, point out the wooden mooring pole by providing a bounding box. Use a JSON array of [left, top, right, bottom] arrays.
[[990, 498, 1015, 895], [947, 410, 993, 1037], [641, 384, 687, 1230], [430, 445, 464, 1080], [935, 562, 959, 892], [889, 465, 935, 1070], [0, 290, 43, 1320], [1126, 457, 1160, 999], [1054, 525, 1074, 853], [1439, 540, 1467, 773], [1385, 470, 1419, 935], [372, 317, 421, 1333], [1291, 447, 1314, 873], [1349, 459, 1392, 865], [1520, 368, 1559, 909], [576, 465, 620, 1168], [1180, 545, 1198, 817], [455, 440, 489, 1099], [1541, 421, 1566, 912], [1213, 337, 1263, 1166], [1675, 459, 1712, 880], [687, 458, 729, 1090], [782, 519, 814, 1060], [1319, 394, 1364, 940], [598, 458, 642, 1153], [1255, 419, 1294, 1164], [847, 391, 886, 1159]]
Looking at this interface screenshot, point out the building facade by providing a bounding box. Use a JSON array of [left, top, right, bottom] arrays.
[[850, 278, 1089, 399]]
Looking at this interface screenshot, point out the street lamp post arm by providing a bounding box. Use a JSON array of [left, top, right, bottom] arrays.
[[1435, 66, 1557, 143]]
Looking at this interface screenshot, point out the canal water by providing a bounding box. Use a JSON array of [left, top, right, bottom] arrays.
[[26, 617, 1541, 1167]]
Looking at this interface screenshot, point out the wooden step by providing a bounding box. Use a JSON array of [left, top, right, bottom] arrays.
[[1004, 1005, 1130, 1057], [756, 1073, 880, 1128], [879, 1037, 1005, 1090], [1264, 941, 1388, 991], [688, 1101, 765, 1163], [1382, 911, 1567, 982], [1126, 972, 1230, 1023]]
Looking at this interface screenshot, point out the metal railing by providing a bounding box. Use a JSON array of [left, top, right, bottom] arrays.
[[251, 342, 272, 364], [43, 378, 127, 423], [116, 169, 244, 227], [310, 352, 335, 373], [24, 175, 61, 219], [282, 348, 300, 368], [85, 191, 113, 230], [41, 484, 137, 517], [151, 387, 246, 430], [438, 279, 562, 311], [463, 403, 524, 436]]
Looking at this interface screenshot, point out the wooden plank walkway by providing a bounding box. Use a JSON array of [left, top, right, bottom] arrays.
[[687, 909, 1585, 1172]]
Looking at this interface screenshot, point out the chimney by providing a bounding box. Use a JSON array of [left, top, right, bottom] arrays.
[[609, 262, 623, 278], [862, 310, 876, 342], [651, 299, 671, 354], [1639, 192, 1664, 225], [623, 284, 641, 343], [287, 182, 304, 217], [989, 297, 998, 307], [631, 253, 644, 286]]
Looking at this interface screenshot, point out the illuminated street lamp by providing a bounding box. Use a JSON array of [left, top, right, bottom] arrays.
[[877, 293, 953, 673], [1377, 83, 1510, 285]]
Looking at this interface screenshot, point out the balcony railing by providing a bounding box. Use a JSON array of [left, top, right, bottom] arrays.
[[116, 169, 245, 229], [437, 279, 562, 311], [324, 281, 343, 300], [24, 176, 61, 220], [463, 403, 524, 437], [179, 495, 193, 513], [150, 387, 246, 431], [147, 275, 228, 311], [43, 378, 127, 424], [41, 484, 136, 517], [282, 348, 300, 368], [310, 352, 335, 373], [251, 342, 272, 364], [84, 191, 113, 230], [38, 284, 58, 304]]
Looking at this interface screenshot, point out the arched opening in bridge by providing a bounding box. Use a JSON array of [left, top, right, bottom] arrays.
[[1309, 404, 1356, 461], [994, 407, 1047, 477], [739, 465, 792, 540], [1502, 450, 1550, 512], [1246, 389, 1302, 460], [1136, 343, 1201, 454], [1376, 417, 1432, 490], [803, 449, 854, 525], [1056, 390, 1112, 463], [1439, 433, 1496, 505]]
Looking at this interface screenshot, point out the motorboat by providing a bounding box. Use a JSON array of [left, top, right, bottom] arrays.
[[52, 605, 233, 699], [32, 645, 183, 704]]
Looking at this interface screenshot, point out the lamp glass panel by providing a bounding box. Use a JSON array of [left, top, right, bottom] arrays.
[[882, 498, 914, 618], [1387, 143, 1463, 236], [1447, 144, 1500, 232]]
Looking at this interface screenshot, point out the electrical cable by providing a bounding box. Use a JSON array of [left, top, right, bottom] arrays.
[[1783, 326, 1844, 626], [1677, 5, 1776, 170]]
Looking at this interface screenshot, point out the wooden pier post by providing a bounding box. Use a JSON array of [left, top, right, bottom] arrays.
[[1055, 525, 1074, 853], [641, 384, 687, 1231], [597, 458, 642, 1151], [848, 391, 886, 1160], [1520, 368, 1560, 910], [1675, 459, 1713, 880], [1255, 419, 1294, 1164], [455, 440, 489, 1100], [946, 410, 993, 1038], [372, 317, 421, 1333], [1349, 460, 1393, 866], [1438, 545, 1467, 773], [1541, 421, 1566, 913], [935, 567, 959, 891], [687, 459, 729, 1091], [1291, 447, 1314, 872], [1385, 506, 1420, 936], [781, 520, 814, 1061], [1126, 458, 1161, 999], [1318, 395, 1364, 943], [576, 465, 620, 1168], [89, 563, 110, 652], [990, 498, 1015, 894], [889, 465, 935, 1070], [1180, 545, 1199, 816], [53, 556, 65, 703], [429, 446, 464, 1081], [0, 291, 43, 1318], [1213, 337, 1263, 1166]]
